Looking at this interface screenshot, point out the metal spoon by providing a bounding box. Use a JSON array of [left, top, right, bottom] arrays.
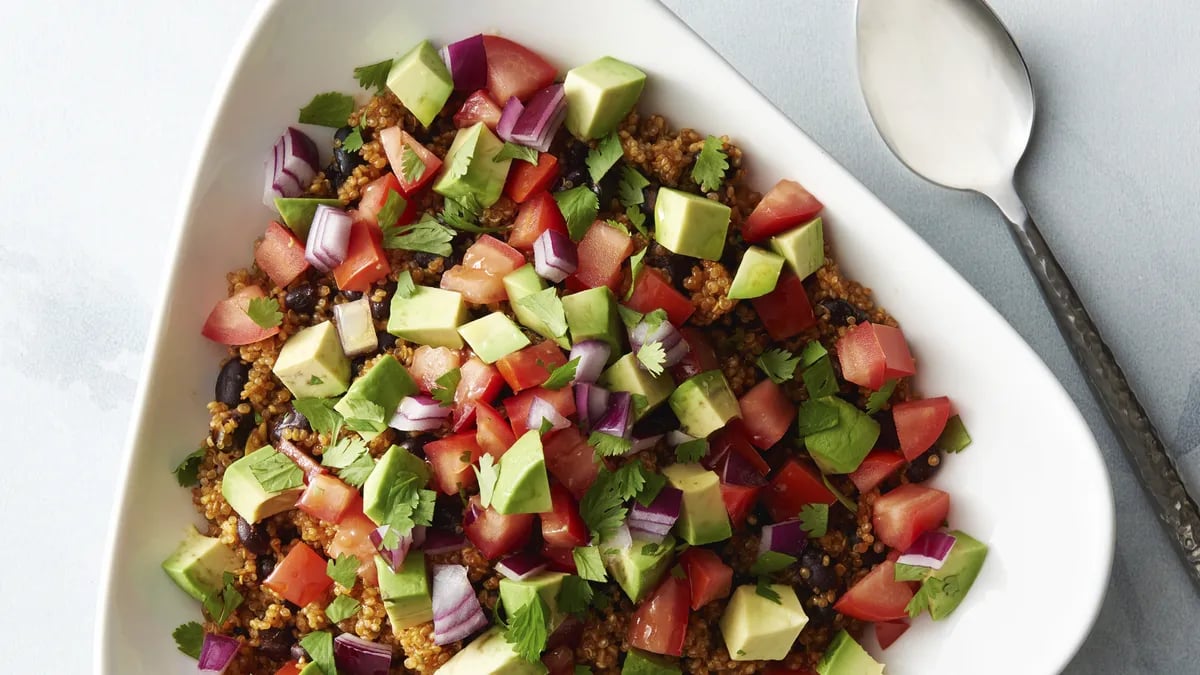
[[855, 0, 1200, 585]]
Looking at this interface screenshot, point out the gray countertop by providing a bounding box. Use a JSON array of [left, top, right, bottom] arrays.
[[0, 1, 1194, 672]]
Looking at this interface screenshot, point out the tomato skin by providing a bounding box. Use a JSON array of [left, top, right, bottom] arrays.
[[720, 482, 762, 530], [738, 379, 797, 450], [425, 433, 484, 495], [452, 356, 505, 431], [332, 220, 390, 292], [297, 474, 357, 524], [678, 547, 733, 610], [453, 89, 503, 131], [836, 322, 916, 391], [848, 450, 906, 493], [463, 494, 535, 560], [504, 386, 576, 436], [440, 235, 527, 304], [707, 420, 771, 477], [750, 271, 816, 341], [475, 400, 517, 459], [875, 619, 911, 650], [256, 221, 310, 288], [574, 221, 634, 291], [378, 129, 442, 195], [328, 507, 381, 585], [482, 36, 558, 103], [626, 268, 695, 326], [872, 483, 951, 551], [497, 341, 568, 392], [541, 543, 577, 574], [539, 484, 590, 549], [742, 179, 824, 243], [833, 560, 914, 622], [357, 173, 416, 226], [764, 460, 836, 521], [506, 190, 569, 251], [892, 397, 952, 460], [670, 327, 721, 382], [628, 575, 691, 657], [542, 427, 599, 500], [505, 153, 561, 204], [410, 345, 463, 394], [201, 285, 281, 345], [264, 542, 333, 607], [274, 662, 304, 675]]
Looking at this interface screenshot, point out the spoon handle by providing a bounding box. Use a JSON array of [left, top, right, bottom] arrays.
[[1008, 210, 1200, 583]]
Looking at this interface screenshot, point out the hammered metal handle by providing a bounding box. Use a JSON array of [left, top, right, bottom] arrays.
[[1008, 211, 1200, 584]]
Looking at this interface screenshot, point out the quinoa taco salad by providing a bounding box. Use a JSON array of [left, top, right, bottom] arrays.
[[163, 32, 987, 675]]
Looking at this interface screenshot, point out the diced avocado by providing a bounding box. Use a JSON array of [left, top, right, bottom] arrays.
[[904, 530, 988, 620], [332, 297, 377, 358], [458, 312, 531, 364], [499, 571, 568, 628], [599, 353, 676, 419], [386, 40, 454, 128], [388, 285, 470, 348], [437, 626, 549, 675], [720, 583, 808, 661], [769, 217, 824, 281], [272, 320, 351, 398], [273, 197, 343, 240], [804, 396, 880, 474], [668, 370, 740, 438], [221, 446, 304, 523], [433, 122, 512, 207], [562, 286, 623, 358], [727, 246, 785, 300], [491, 431, 552, 514], [816, 630, 884, 675], [161, 526, 241, 602], [504, 265, 570, 349], [333, 354, 416, 441], [661, 463, 732, 545], [603, 534, 676, 603], [299, 663, 323, 675], [377, 552, 434, 632], [363, 444, 431, 525], [653, 188, 731, 260], [563, 56, 647, 140], [622, 649, 682, 675]]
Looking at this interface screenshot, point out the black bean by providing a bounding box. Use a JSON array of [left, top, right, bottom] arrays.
[[351, 356, 367, 375], [805, 602, 837, 628], [562, 140, 589, 169], [560, 167, 587, 190], [640, 185, 659, 217], [904, 448, 943, 483], [819, 298, 868, 326], [341, 289, 363, 301], [215, 359, 251, 406], [256, 553, 276, 581], [874, 412, 899, 451], [238, 517, 271, 556], [290, 644, 307, 663], [270, 406, 311, 443], [333, 126, 355, 144], [284, 283, 317, 314], [257, 628, 294, 661], [631, 405, 680, 437], [228, 413, 254, 451], [330, 127, 365, 186], [799, 547, 837, 591], [370, 297, 390, 321], [377, 331, 398, 351], [432, 493, 465, 531], [411, 251, 441, 267], [592, 168, 621, 209], [669, 254, 698, 290]]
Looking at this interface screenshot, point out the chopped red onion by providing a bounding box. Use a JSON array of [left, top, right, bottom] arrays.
[[628, 522, 671, 543], [533, 229, 578, 283], [496, 552, 548, 581], [370, 525, 413, 573], [667, 430, 700, 448], [630, 317, 688, 368], [574, 383, 611, 431], [333, 633, 391, 675], [713, 445, 766, 487], [759, 519, 808, 557], [496, 96, 524, 143], [896, 531, 957, 570], [439, 34, 487, 91], [431, 564, 487, 645], [527, 396, 571, 433], [510, 85, 566, 152], [263, 127, 319, 207], [570, 340, 611, 384], [629, 486, 682, 528], [390, 395, 453, 432], [305, 205, 352, 272], [593, 391, 632, 438], [197, 633, 239, 674], [423, 528, 468, 555]]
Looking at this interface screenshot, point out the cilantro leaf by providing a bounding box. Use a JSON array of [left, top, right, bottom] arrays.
[[800, 341, 828, 368], [797, 398, 840, 437], [556, 575, 594, 616], [438, 194, 502, 233], [642, 308, 669, 331], [338, 453, 376, 488], [353, 58, 393, 93], [173, 447, 205, 487], [586, 133, 624, 184], [299, 630, 336, 675], [865, 379, 898, 415], [299, 92, 355, 128], [641, 542, 664, 556], [400, 145, 427, 184], [894, 563, 932, 583], [750, 551, 797, 576], [340, 398, 387, 428], [625, 247, 648, 301], [292, 398, 343, 437], [611, 462, 650, 501], [380, 472, 438, 534], [172, 622, 204, 659], [514, 288, 569, 340], [340, 123, 366, 153], [905, 579, 938, 618], [376, 189, 408, 230], [636, 341, 667, 377], [589, 432, 632, 458], [573, 546, 607, 582], [203, 572, 244, 626], [503, 594, 551, 663], [432, 367, 461, 407], [617, 165, 650, 207], [555, 186, 600, 241], [755, 577, 782, 604], [756, 347, 800, 384], [326, 553, 360, 589], [604, 219, 630, 236], [476, 453, 500, 508], [495, 142, 540, 164], [245, 297, 282, 329], [325, 594, 361, 623], [802, 355, 838, 399], [936, 415, 972, 453], [798, 503, 829, 538], [691, 135, 729, 192], [635, 470, 667, 507], [542, 357, 579, 390], [630, 393, 649, 420], [247, 449, 304, 492], [626, 205, 649, 237], [674, 438, 708, 463], [618, 305, 644, 332], [382, 215, 455, 256], [321, 437, 369, 469], [309, 375, 324, 386], [579, 467, 630, 541], [395, 269, 417, 299]]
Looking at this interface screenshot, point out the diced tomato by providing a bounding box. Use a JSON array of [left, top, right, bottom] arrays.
[[678, 547, 733, 610], [264, 542, 332, 607], [892, 397, 952, 460], [463, 494, 534, 560], [872, 484, 950, 551], [441, 235, 527, 304], [738, 379, 796, 450], [378, 128, 443, 195], [875, 619, 911, 650], [720, 482, 762, 530], [541, 543, 577, 574], [764, 460, 835, 521], [453, 90, 503, 131], [410, 346, 463, 394], [670, 327, 721, 381], [542, 427, 599, 499], [505, 153, 561, 204], [425, 433, 484, 495], [328, 507, 381, 585], [297, 474, 357, 524], [255, 221, 310, 288], [750, 271, 816, 341], [573, 221, 634, 291], [507, 190, 569, 250], [482, 36, 557, 103], [333, 220, 390, 292], [628, 576, 690, 657], [497, 340, 568, 392], [849, 451, 906, 493], [274, 661, 304, 675], [836, 322, 916, 391], [201, 285, 281, 345], [708, 420, 770, 476], [542, 646, 576, 675], [833, 561, 914, 622], [505, 386, 576, 436], [475, 400, 517, 459], [539, 483, 589, 549], [626, 268, 695, 326], [357, 173, 417, 226], [742, 179, 824, 243], [452, 357, 505, 431]]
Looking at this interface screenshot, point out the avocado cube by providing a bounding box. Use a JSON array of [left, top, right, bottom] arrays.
[[272, 320, 351, 399], [221, 446, 305, 523], [804, 396, 880, 474], [161, 526, 241, 602], [562, 286, 623, 357], [504, 265, 570, 348], [903, 530, 989, 620], [720, 584, 809, 661], [386, 40, 454, 128], [668, 370, 740, 438], [333, 297, 378, 358], [653, 188, 731, 260], [298, 663, 323, 675], [458, 312, 531, 364], [388, 285, 470, 348], [434, 122, 512, 207], [563, 56, 647, 140], [437, 627, 548, 675], [603, 534, 676, 603], [377, 552, 434, 632], [816, 630, 884, 675], [599, 353, 675, 418], [273, 197, 344, 240], [499, 571, 568, 628], [769, 217, 824, 281], [661, 463, 732, 545], [333, 355, 416, 441], [491, 431, 552, 514], [727, 246, 785, 300], [622, 649, 682, 675], [363, 444, 431, 526]]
